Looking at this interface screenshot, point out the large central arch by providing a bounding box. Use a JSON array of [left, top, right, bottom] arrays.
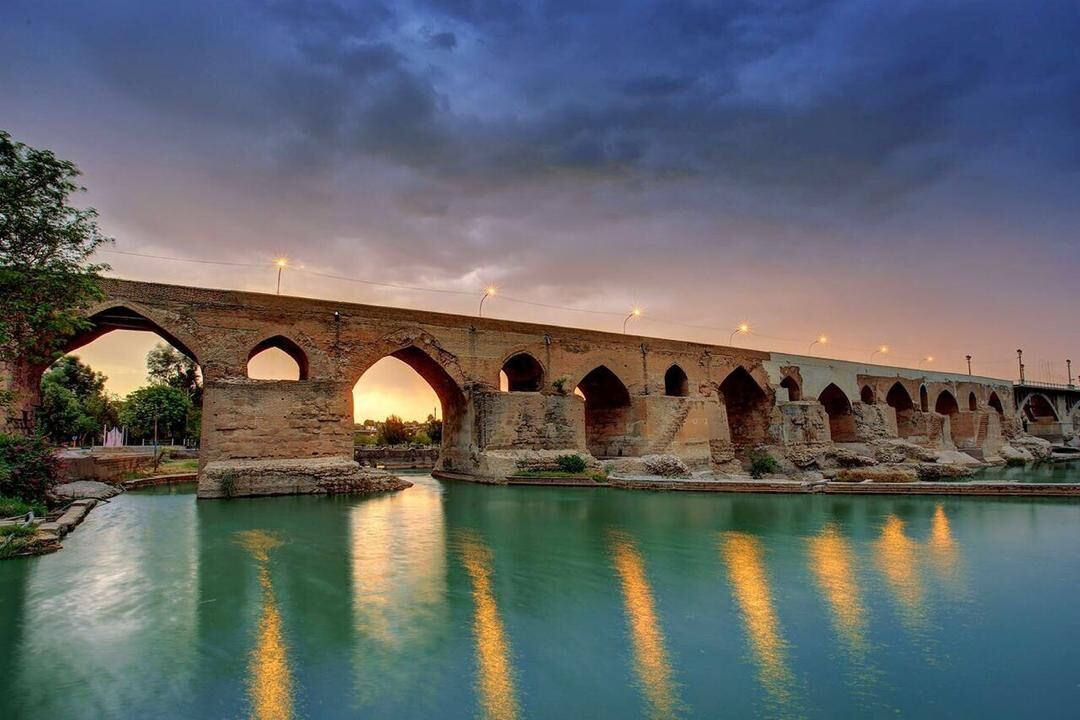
[[351, 331, 472, 472]]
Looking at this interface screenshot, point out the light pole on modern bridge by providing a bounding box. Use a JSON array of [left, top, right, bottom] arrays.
[[966, 355, 973, 375], [918, 355, 934, 369], [1017, 349, 1025, 383], [869, 345, 888, 363], [729, 323, 750, 345], [478, 287, 496, 317], [808, 335, 827, 355], [1068, 358, 1073, 387], [623, 308, 642, 334]]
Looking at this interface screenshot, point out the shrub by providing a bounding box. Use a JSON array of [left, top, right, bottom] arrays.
[[556, 454, 587, 474], [551, 376, 571, 395], [0, 523, 36, 538], [748, 451, 780, 479], [590, 472, 607, 484], [0, 433, 59, 504], [0, 495, 45, 518]]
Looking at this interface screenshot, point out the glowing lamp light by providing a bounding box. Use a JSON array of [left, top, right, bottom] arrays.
[[623, 307, 643, 333]]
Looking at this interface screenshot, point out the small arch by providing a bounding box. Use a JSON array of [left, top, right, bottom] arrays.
[[247, 335, 309, 380], [779, 375, 801, 401], [501, 352, 544, 392], [988, 391, 1004, 414], [935, 390, 959, 416], [919, 385, 929, 412], [860, 385, 875, 404], [819, 383, 857, 442], [968, 392, 978, 412], [664, 365, 689, 397]]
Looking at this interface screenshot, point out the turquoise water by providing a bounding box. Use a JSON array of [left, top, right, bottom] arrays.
[[1, 475, 1079, 719]]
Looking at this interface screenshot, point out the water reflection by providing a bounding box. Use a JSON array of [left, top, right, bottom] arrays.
[[807, 524, 867, 656], [721, 532, 798, 715], [609, 530, 682, 720], [874, 515, 926, 631], [235, 530, 293, 720], [926, 505, 965, 594], [459, 531, 519, 720]]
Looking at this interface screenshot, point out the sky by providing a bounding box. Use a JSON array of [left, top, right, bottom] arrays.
[[4, 0, 1080, 416]]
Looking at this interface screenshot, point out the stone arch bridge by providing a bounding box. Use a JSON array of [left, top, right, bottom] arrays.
[[1, 279, 1018, 498]]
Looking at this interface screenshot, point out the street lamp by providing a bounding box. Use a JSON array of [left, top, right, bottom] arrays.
[[869, 345, 888, 363], [808, 335, 828, 355], [729, 322, 750, 345], [918, 355, 934, 369], [478, 286, 496, 317], [623, 307, 642, 334], [275, 258, 288, 295]]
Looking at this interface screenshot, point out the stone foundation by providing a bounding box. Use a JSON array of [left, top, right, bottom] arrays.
[[198, 456, 411, 499]]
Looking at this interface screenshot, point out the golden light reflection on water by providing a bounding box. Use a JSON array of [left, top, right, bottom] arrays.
[[807, 524, 867, 655], [720, 532, 797, 713], [609, 531, 681, 720], [459, 533, 519, 720], [927, 505, 964, 594], [351, 483, 447, 647], [874, 515, 926, 630], [235, 530, 293, 720]]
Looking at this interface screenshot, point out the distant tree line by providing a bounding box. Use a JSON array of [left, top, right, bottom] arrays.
[[355, 413, 442, 446]]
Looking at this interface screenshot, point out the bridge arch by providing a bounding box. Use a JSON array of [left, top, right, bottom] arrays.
[[860, 385, 875, 404], [968, 391, 978, 412], [501, 352, 544, 392], [718, 366, 770, 451], [575, 365, 636, 458], [664, 364, 689, 397], [988, 391, 1004, 414], [1021, 393, 1058, 422], [67, 302, 203, 365], [779, 375, 801, 401], [819, 383, 857, 442], [886, 381, 916, 437], [350, 331, 472, 469], [247, 335, 309, 380], [935, 390, 959, 417], [919, 385, 929, 412]]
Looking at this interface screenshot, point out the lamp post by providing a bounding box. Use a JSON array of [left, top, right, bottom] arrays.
[[623, 308, 642, 334], [478, 287, 496, 317], [808, 335, 827, 355], [869, 345, 888, 363], [275, 258, 288, 295], [1068, 358, 1073, 387], [918, 355, 934, 369], [729, 323, 750, 345], [1017, 349, 1025, 383], [966, 354, 972, 375]]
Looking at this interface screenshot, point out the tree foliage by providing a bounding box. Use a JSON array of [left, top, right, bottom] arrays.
[[0, 433, 59, 504], [378, 415, 410, 445], [37, 356, 117, 444], [425, 413, 443, 445], [0, 131, 112, 367], [119, 385, 193, 441], [146, 343, 202, 405]]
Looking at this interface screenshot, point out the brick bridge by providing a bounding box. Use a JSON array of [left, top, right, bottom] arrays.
[[2, 279, 1020, 497]]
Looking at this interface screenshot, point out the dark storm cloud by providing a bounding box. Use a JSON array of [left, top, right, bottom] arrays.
[[2, 0, 1079, 367]]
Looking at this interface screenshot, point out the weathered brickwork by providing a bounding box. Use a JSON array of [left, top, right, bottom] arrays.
[[0, 279, 1025, 497]]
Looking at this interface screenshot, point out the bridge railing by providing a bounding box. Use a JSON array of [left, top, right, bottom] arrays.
[[1014, 380, 1078, 391]]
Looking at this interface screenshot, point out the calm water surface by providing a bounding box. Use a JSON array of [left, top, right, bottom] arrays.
[[1, 473, 1079, 719]]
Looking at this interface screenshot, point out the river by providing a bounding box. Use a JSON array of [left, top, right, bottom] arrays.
[[1, 473, 1078, 718]]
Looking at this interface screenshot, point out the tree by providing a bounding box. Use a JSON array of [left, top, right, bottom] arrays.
[[0, 131, 111, 368], [37, 356, 117, 444], [425, 413, 443, 445], [146, 343, 201, 404], [119, 385, 193, 442], [378, 415, 410, 445]]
